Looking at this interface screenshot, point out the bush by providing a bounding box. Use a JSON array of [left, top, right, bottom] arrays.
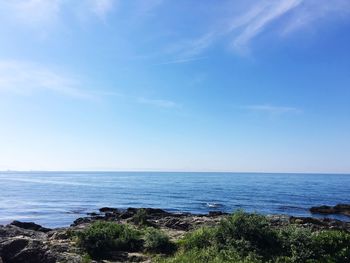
[[179, 227, 216, 250], [144, 228, 175, 253], [313, 230, 350, 262], [215, 210, 280, 259], [160, 210, 350, 263], [277, 226, 315, 262], [132, 208, 150, 226], [77, 221, 142, 259]]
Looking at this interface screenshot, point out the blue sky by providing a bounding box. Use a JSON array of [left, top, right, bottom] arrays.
[[0, 0, 350, 173]]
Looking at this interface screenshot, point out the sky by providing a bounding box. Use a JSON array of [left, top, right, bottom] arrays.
[[0, 0, 350, 173]]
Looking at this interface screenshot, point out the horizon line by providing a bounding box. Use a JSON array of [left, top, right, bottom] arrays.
[[1, 170, 349, 175]]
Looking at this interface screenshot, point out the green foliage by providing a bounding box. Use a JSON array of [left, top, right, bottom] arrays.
[[216, 210, 280, 259], [313, 230, 350, 262], [132, 208, 150, 227], [159, 210, 350, 263], [179, 227, 216, 250], [144, 228, 175, 253], [81, 253, 92, 263], [277, 226, 315, 262], [77, 221, 142, 259]]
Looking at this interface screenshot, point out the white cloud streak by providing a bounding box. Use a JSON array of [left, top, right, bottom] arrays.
[[137, 97, 181, 109], [0, 60, 92, 99], [0, 0, 118, 31], [231, 0, 302, 51], [167, 0, 350, 57], [243, 104, 302, 116]]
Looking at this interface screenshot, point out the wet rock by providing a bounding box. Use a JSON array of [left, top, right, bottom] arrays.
[[71, 217, 91, 226], [99, 207, 119, 213], [87, 212, 99, 216], [10, 221, 51, 233], [310, 203, 350, 217]]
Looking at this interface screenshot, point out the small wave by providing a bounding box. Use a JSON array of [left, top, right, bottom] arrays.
[[206, 202, 224, 208]]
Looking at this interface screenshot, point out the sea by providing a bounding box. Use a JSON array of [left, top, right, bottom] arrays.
[[0, 172, 349, 228]]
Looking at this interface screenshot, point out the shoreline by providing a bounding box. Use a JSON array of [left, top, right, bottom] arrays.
[[1, 206, 350, 262]]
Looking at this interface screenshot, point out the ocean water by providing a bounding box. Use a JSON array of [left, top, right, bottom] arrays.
[[0, 172, 349, 228]]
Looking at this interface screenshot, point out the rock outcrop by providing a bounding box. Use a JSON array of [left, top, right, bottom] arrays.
[[310, 204, 350, 217]]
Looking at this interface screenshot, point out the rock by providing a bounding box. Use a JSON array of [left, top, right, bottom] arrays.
[[10, 221, 51, 233], [0, 225, 46, 239], [208, 211, 227, 217], [290, 216, 327, 226], [0, 238, 56, 263], [144, 208, 171, 217], [87, 212, 99, 216], [120, 211, 136, 219], [99, 207, 119, 213], [310, 203, 350, 217], [164, 218, 191, 231], [334, 204, 350, 216], [71, 217, 91, 226]]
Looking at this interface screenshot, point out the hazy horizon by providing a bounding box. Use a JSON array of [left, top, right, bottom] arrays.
[[1, 0, 350, 173]]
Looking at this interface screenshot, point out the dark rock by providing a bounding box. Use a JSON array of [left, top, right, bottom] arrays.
[[120, 211, 135, 219], [87, 212, 99, 216], [0, 238, 29, 260], [9, 221, 51, 233], [164, 218, 191, 231], [0, 225, 46, 239], [208, 211, 227, 216], [71, 217, 91, 226], [310, 203, 350, 217], [310, 205, 334, 214], [99, 207, 119, 213], [144, 208, 171, 217]]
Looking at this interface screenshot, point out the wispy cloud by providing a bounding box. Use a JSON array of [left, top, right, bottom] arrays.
[[154, 56, 207, 66], [166, 0, 350, 57], [243, 104, 302, 116], [282, 0, 350, 34], [1, 0, 62, 28], [230, 0, 302, 52], [0, 0, 118, 31], [137, 97, 181, 109], [0, 60, 92, 99], [89, 0, 117, 21]]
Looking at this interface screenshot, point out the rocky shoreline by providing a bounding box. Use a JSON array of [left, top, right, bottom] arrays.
[[1, 206, 349, 263]]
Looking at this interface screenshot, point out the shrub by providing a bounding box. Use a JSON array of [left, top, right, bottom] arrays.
[[277, 226, 315, 262], [179, 227, 216, 250], [313, 230, 350, 262], [77, 221, 142, 259], [144, 228, 175, 253], [132, 208, 150, 226], [215, 210, 280, 259]]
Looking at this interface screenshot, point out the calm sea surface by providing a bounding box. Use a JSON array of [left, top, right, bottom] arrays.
[[0, 172, 349, 227]]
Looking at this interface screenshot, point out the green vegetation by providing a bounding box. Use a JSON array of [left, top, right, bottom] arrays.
[[77, 221, 142, 259], [144, 228, 176, 253], [158, 211, 350, 263], [76, 212, 350, 262], [132, 208, 150, 226]]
